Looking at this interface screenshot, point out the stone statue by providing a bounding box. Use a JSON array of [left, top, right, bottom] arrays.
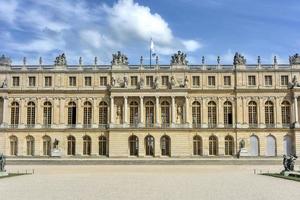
[[140, 56, 143, 65], [0, 153, 6, 172], [1, 78, 8, 88], [123, 77, 128, 88], [217, 56, 220, 64], [289, 53, 300, 65], [54, 53, 67, 66], [39, 57, 42, 65], [283, 154, 298, 171], [94, 57, 98, 65], [23, 57, 26, 65], [0, 55, 12, 66], [111, 77, 116, 86], [170, 76, 176, 88], [239, 139, 245, 149], [139, 77, 145, 89], [79, 57, 82, 65], [273, 56, 277, 65], [177, 106, 183, 123], [53, 139, 59, 149], [233, 52, 246, 65], [184, 76, 189, 88], [202, 56, 205, 64], [171, 51, 188, 65], [257, 56, 261, 65], [288, 75, 300, 89], [155, 56, 159, 65], [111, 51, 128, 65], [154, 76, 159, 89]]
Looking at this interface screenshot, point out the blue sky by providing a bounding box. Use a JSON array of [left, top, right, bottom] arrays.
[[0, 0, 299, 65]]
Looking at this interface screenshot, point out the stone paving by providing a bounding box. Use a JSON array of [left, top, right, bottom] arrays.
[[0, 165, 300, 200]]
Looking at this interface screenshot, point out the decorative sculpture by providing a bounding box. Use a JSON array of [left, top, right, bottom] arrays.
[[140, 56, 143, 65], [202, 56, 205, 64], [0, 55, 12, 66], [1, 78, 8, 88], [111, 77, 116, 87], [123, 77, 128, 88], [217, 56, 220, 64], [154, 76, 159, 89], [23, 57, 26, 65], [288, 75, 300, 89], [111, 51, 128, 65], [273, 56, 277, 65], [257, 56, 261, 65], [184, 76, 189, 88], [54, 53, 67, 65], [79, 57, 82, 65], [0, 153, 6, 172], [233, 52, 246, 65], [53, 139, 59, 149], [170, 76, 176, 88], [39, 57, 42, 65], [94, 57, 98, 65], [283, 155, 298, 171], [171, 51, 188, 65], [289, 53, 300, 65], [155, 56, 159, 65], [139, 77, 145, 89]]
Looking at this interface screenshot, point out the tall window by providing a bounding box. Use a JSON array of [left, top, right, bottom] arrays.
[[248, 76, 256, 86], [248, 101, 257, 126], [26, 135, 34, 156], [161, 101, 170, 127], [281, 75, 289, 86], [193, 135, 202, 156], [43, 102, 52, 126], [100, 76, 107, 86], [209, 135, 218, 156], [224, 101, 233, 127], [85, 76, 92, 86], [281, 101, 290, 125], [27, 102, 36, 127], [161, 135, 171, 156], [192, 76, 200, 87], [224, 76, 231, 86], [99, 101, 108, 126], [146, 76, 153, 87], [129, 135, 139, 156], [99, 136, 107, 156], [67, 135, 76, 155], [44, 76, 52, 87], [225, 135, 234, 156], [10, 135, 18, 156], [69, 76, 76, 86], [130, 76, 138, 86], [264, 75, 273, 86], [130, 101, 139, 126], [208, 101, 217, 127], [28, 76, 36, 87], [11, 102, 19, 127], [68, 102, 77, 125], [208, 76, 216, 86], [145, 135, 155, 156], [83, 135, 91, 155], [12, 76, 20, 86], [162, 76, 169, 86], [192, 101, 201, 127], [42, 135, 51, 156], [145, 101, 154, 127], [265, 101, 274, 126], [83, 101, 92, 127]]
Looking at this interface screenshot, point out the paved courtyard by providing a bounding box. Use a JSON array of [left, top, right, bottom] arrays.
[[1, 165, 300, 200]]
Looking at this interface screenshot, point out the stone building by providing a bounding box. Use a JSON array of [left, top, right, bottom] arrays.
[[0, 51, 300, 158]]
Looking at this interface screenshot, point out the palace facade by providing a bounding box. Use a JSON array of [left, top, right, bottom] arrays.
[[1, 51, 300, 158]]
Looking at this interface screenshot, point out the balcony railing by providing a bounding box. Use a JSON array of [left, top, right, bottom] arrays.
[[282, 123, 291, 128], [224, 124, 233, 128], [161, 123, 170, 128], [98, 124, 108, 129], [145, 123, 154, 128], [66, 124, 77, 128], [207, 123, 217, 128], [249, 123, 258, 128], [130, 123, 139, 128], [192, 123, 202, 128], [265, 124, 275, 128]]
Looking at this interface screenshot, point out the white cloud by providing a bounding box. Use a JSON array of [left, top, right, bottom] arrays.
[[0, 0, 18, 24], [182, 40, 202, 52], [80, 30, 102, 48]]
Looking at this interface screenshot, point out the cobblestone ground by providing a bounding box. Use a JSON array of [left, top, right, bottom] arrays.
[[1, 165, 300, 200]]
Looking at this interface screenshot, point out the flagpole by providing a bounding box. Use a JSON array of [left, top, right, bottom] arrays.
[[150, 38, 152, 68]]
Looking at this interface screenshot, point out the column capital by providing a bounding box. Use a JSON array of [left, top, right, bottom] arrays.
[[124, 96, 128, 99], [155, 96, 160, 99], [140, 96, 144, 99]]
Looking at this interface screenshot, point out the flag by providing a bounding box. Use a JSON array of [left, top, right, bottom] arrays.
[[150, 38, 156, 57]]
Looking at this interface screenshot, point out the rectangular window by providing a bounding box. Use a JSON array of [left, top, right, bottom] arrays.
[[13, 76, 20, 87], [45, 76, 52, 87], [248, 76, 256, 86], [208, 76, 215, 86], [265, 75, 272, 86], [224, 76, 231, 86], [100, 76, 107, 86], [85, 76, 92, 86], [146, 76, 153, 87], [162, 76, 169, 86], [28, 76, 36, 87], [281, 75, 288, 86], [131, 76, 138, 86], [69, 76, 76, 86], [192, 76, 200, 86]]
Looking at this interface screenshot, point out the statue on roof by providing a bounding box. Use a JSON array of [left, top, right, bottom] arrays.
[[289, 53, 300, 65], [54, 53, 67, 66], [171, 51, 188, 65], [233, 52, 246, 65], [111, 51, 128, 65], [0, 55, 12, 66]]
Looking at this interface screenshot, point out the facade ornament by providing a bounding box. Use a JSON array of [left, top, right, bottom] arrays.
[[111, 51, 128, 65], [1, 78, 8, 88], [184, 76, 189, 88], [155, 56, 159, 65], [170, 75, 176, 88], [217, 56, 220, 64], [171, 51, 188, 65], [39, 57, 42, 65], [111, 77, 116, 87], [140, 56, 143, 65], [139, 77, 144, 89], [54, 53, 67, 66], [154, 76, 159, 89], [288, 75, 300, 89], [79, 57, 82, 65], [202, 56, 205, 64], [233, 52, 246, 65], [273, 56, 277, 65], [94, 57, 98, 65], [123, 77, 128, 88], [0, 55, 12, 66], [0, 153, 6, 172], [257, 56, 261, 65], [289, 53, 300, 65], [23, 57, 26, 65]]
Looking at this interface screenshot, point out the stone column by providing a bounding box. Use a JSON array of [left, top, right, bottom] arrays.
[[259, 97, 265, 128], [139, 96, 144, 126], [59, 98, 65, 128], [217, 97, 224, 128], [202, 98, 208, 128], [155, 96, 160, 126], [294, 96, 299, 127], [171, 96, 175, 127], [124, 96, 128, 127], [92, 98, 98, 128], [76, 98, 83, 128], [20, 98, 26, 128], [185, 96, 191, 127], [36, 97, 43, 128], [242, 97, 248, 128], [275, 97, 282, 128], [110, 96, 115, 124], [2, 97, 8, 128]]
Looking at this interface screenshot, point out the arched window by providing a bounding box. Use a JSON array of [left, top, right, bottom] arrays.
[[161, 101, 170, 127], [26, 135, 35, 156], [283, 135, 292, 155], [192, 101, 201, 127], [68, 102, 77, 125], [250, 135, 259, 156], [99, 135, 107, 156], [83, 135, 91, 155], [265, 101, 274, 126], [281, 101, 290, 125], [248, 101, 257, 126], [208, 101, 217, 127], [130, 101, 139, 126], [161, 135, 171, 156], [27, 102, 35, 127], [11, 102, 19, 127], [83, 101, 92, 127], [129, 135, 139, 156], [224, 101, 233, 127], [145, 135, 155, 156], [43, 102, 52, 127], [67, 135, 76, 155], [225, 135, 234, 156], [9, 135, 18, 156], [42, 135, 51, 156], [266, 135, 276, 156], [145, 101, 154, 127], [193, 135, 202, 156], [209, 135, 218, 156], [99, 101, 108, 126]]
